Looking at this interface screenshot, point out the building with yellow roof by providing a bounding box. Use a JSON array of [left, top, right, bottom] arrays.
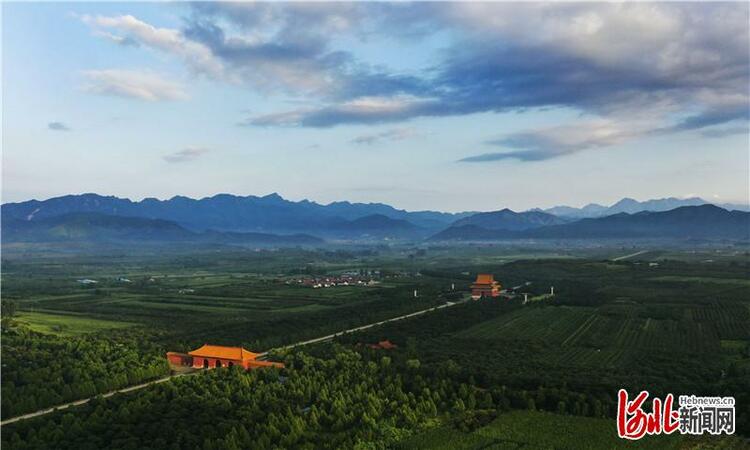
[[471, 273, 501, 299], [166, 344, 284, 371]]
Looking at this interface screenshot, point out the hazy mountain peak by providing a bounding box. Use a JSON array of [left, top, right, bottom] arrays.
[[262, 193, 284, 201], [540, 196, 747, 218], [612, 197, 639, 206]]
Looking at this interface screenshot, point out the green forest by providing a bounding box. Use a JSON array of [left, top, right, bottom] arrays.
[[2, 246, 748, 448]]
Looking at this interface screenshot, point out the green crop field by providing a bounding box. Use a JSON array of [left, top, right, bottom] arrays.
[[453, 300, 727, 370], [651, 276, 750, 287], [456, 306, 595, 344], [13, 311, 135, 336]]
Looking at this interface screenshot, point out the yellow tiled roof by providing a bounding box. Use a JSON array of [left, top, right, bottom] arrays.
[[475, 274, 495, 284], [188, 344, 258, 361]]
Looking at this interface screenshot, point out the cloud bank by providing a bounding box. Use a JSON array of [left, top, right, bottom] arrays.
[[462, 121, 636, 162], [81, 3, 749, 161]]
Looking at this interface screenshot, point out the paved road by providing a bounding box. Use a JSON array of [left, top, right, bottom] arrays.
[[259, 298, 469, 356], [612, 250, 648, 261], [0, 373, 195, 426], [1, 297, 468, 426]]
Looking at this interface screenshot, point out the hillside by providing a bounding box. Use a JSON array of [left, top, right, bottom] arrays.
[[2, 212, 323, 246], [432, 205, 750, 241], [322, 214, 425, 239], [449, 209, 567, 231]]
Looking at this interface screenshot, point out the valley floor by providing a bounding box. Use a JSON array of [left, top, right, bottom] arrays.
[[1, 245, 748, 448]]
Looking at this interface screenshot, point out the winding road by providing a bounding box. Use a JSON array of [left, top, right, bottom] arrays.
[[1, 297, 469, 426]]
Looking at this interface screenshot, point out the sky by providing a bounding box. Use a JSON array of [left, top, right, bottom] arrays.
[[2, 2, 748, 212]]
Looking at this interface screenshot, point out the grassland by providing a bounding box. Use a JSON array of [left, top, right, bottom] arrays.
[[13, 311, 134, 336]]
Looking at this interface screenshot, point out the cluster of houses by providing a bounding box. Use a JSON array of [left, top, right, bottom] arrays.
[[287, 274, 381, 289], [285, 270, 390, 289], [76, 277, 132, 285]]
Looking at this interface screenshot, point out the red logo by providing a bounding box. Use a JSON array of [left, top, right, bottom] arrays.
[[617, 389, 679, 440]]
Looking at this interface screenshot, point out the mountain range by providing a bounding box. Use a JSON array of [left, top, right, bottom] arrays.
[[2, 193, 748, 245], [1, 193, 466, 236], [537, 197, 749, 219], [431, 205, 750, 241]]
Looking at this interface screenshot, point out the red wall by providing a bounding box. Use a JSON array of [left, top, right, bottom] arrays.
[[180, 356, 284, 370], [191, 357, 240, 369], [166, 352, 191, 366]]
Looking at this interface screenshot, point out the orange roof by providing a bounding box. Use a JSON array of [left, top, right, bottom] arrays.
[[475, 274, 495, 284], [188, 344, 259, 361]]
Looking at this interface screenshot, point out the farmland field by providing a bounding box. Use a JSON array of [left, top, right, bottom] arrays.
[[334, 252, 750, 435], [1, 245, 748, 446], [455, 306, 595, 344], [13, 311, 134, 336]]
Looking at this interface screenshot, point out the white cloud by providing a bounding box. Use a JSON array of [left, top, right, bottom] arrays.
[[463, 120, 640, 162], [82, 69, 188, 101], [247, 95, 436, 127], [81, 14, 223, 78]]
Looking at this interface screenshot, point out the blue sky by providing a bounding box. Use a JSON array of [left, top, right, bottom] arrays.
[[3, 2, 748, 212]]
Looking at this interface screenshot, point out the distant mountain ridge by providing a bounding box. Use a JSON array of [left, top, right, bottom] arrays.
[[537, 197, 749, 218], [431, 205, 750, 241], [3, 212, 323, 246], [4, 193, 749, 243], [1, 193, 470, 237]]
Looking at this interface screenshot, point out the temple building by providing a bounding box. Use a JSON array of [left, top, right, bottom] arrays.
[[471, 273, 501, 299], [167, 344, 284, 370]]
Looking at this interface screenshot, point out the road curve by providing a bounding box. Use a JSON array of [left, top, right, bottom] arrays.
[[1, 298, 468, 426]]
